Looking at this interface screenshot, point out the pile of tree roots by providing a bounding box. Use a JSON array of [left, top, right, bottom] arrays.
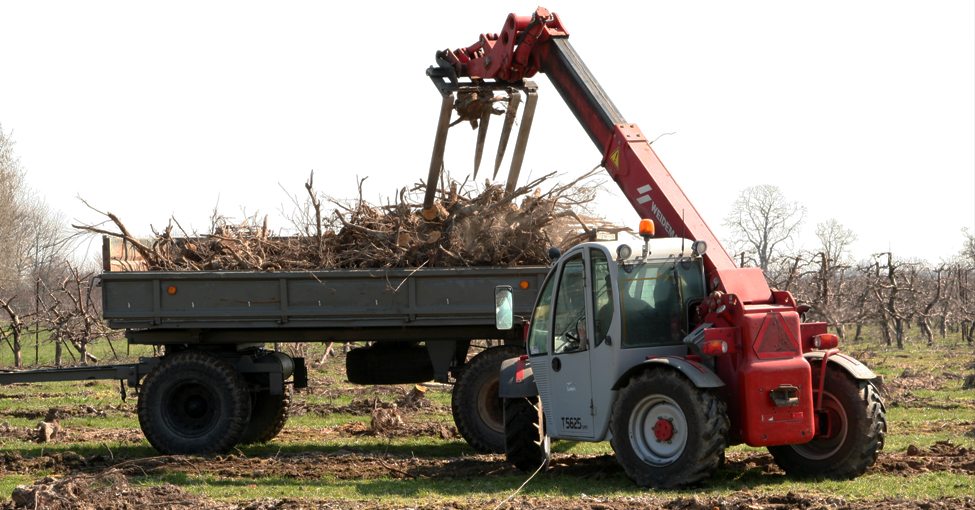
[[76, 170, 627, 271]]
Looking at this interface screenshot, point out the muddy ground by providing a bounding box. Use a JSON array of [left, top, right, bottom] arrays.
[[2, 357, 974, 509], [2, 444, 974, 510]]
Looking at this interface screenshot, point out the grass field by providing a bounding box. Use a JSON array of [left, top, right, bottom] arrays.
[[0, 330, 973, 509]]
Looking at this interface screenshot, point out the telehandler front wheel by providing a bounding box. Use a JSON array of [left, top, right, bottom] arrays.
[[767, 365, 886, 479], [138, 351, 252, 455], [504, 396, 550, 473], [610, 369, 728, 488], [452, 345, 525, 453]]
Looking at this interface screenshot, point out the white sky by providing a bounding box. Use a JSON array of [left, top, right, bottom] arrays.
[[1, 1, 973, 266]]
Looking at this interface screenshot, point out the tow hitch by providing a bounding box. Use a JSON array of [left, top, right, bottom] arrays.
[[769, 384, 800, 407]]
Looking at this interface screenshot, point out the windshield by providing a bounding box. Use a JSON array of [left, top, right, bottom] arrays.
[[618, 258, 705, 348]]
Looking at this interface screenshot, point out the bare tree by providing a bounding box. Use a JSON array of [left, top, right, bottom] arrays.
[[799, 220, 858, 339], [0, 124, 28, 290], [38, 263, 108, 366], [723, 185, 805, 272], [0, 293, 30, 367], [0, 125, 71, 296], [816, 219, 857, 266], [916, 264, 946, 346], [962, 228, 975, 265], [865, 252, 925, 349], [955, 229, 975, 344]]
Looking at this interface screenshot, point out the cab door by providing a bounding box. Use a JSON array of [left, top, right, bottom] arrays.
[[544, 252, 596, 439]]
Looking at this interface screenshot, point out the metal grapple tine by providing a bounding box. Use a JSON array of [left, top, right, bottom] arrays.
[[473, 107, 491, 178], [422, 92, 456, 220], [493, 89, 521, 180], [505, 82, 538, 195]]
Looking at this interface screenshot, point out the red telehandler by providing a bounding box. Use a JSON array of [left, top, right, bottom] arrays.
[[424, 8, 886, 488]]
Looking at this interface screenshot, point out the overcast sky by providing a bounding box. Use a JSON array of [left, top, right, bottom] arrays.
[[1, 1, 972, 266]]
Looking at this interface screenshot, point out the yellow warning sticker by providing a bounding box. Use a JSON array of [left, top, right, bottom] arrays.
[[609, 147, 621, 169]]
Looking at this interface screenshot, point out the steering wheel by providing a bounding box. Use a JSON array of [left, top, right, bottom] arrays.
[[563, 317, 586, 350]]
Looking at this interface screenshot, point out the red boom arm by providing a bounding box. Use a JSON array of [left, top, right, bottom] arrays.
[[438, 7, 766, 297]]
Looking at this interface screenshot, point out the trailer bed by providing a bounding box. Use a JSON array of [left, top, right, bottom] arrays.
[[101, 266, 548, 330]]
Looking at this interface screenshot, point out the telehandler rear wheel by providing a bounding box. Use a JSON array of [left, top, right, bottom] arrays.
[[610, 369, 728, 488], [767, 365, 886, 479], [138, 351, 251, 455], [504, 396, 550, 473], [239, 386, 292, 445], [452, 345, 525, 453]]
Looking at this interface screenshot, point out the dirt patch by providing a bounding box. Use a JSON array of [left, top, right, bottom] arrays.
[[887, 390, 975, 410], [873, 440, 975, 476], [3, 475, 974, 510], [4, 471, 230, 510], [0, 403, 136, 421], [61, 426, 145, 445], [3, 441, 971, 485], [0, 451, 110, 476], [229, 494, 975, 509], [290, 394, 449, 419], [3, 443, 975, 509]]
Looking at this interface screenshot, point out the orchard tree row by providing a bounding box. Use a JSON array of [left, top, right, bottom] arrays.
[[726, 185, 975, 348]]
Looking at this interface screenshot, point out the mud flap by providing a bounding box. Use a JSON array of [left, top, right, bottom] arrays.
[[500, 356, 538, 398]]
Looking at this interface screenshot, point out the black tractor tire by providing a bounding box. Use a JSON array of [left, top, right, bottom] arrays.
[[768, 364, 886, 479], [504, 396, 550, 472], [451, 345, 525, 454], [610, 369, 729, 488], [239, 386, 293, 445], [138, 351, 252, 455]]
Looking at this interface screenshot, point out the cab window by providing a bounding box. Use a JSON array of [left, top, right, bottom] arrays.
[[552, 255, 588, 354], [590, 249, 613, 347], [527, 271, 555, 356], [619, 264, 682, 348]]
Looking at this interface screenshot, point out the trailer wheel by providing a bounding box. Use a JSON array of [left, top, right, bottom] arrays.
[[452, 345, 524, 453], [239, 386, 292, 445], [504, 396, 550, 472], [767, 365, 886, 479], [138, 351, 252, 455], [610, 369, 728, 488]]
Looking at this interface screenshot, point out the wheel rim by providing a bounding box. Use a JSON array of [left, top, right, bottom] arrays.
[[629, 395, 688, 465], [476, 375, 504, 434], [791, 391, 848, 460], [162, 380, 220, 438]]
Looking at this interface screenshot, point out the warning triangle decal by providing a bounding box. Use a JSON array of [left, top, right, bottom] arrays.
[[609, 148, 621, 169], [753, 313, 799, 359]]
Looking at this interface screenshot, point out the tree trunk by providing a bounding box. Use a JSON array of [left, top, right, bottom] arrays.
[[921, 318, 934, 346], [880, 320, 893, 347], [54, 332, 63, 367], [834, 323, 847, 341], [12, 330, 22, 368], [895, 319, 905, 349], [967, 322, 975, 346], [854, 323, 863, 343]]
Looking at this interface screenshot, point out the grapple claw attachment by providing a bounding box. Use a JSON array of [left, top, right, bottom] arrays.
[[474, 106, 491, 177], [504, 84, 537, 194], [425, 65, 538, 210], [494, 90, 521, 180]]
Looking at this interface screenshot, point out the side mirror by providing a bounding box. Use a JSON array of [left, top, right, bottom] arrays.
[[495, 285, 514, 330]]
